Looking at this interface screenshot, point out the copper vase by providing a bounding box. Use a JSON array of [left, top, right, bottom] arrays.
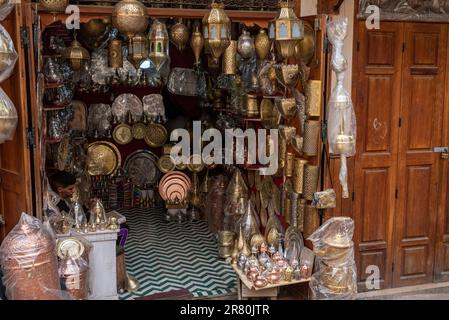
[[293, 158, 308, 194], [306, 80, 322, 117], [255, 29, 270, 61], [303, 120, 320, 156], [190, 24, 204, 65], [304, 204, 320, 239], [296, 198, 306, 233], [223, 40, 237, 75], [108, 39, 123, 68], [303, 164, 319, 201]]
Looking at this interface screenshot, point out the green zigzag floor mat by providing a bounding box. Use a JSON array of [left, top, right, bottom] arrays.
[[118, 207, 237, 300]]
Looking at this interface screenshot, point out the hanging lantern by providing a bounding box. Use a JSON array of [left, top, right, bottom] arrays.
[[108, 39, 123, 69], [148, 20, 169, 71], [63, 38, 90, 71], [128, 32, 148, 69], [111, 0, 148, 39], [39, 0, 68, 14], [170, 20, 190, 52], [269, 1, 304, 62], [190, 24, 204, 65], [202, 2, 231, 63], [237, 30, 255, 60]]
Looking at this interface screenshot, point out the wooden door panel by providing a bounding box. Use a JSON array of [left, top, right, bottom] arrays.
[[354, 21, 403, 290], [393, 23, 447, 287], [0, 5, 33, 242], [435, 28, 449, 283]]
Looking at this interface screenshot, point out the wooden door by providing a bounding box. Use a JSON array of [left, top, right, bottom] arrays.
[[434, 35, 449, 280], [393, 23, 448, 287], [353, 21, 404, 290], [0, 4, 36, 242]]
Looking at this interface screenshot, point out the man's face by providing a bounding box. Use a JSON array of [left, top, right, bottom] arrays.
[[57, 184, 76, 199]]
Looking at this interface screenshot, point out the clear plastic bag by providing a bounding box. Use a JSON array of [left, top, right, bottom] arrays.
[[312, 189, 337, 209], [299, 247, 315, 279], [326, 18, 357, 199], [308, 217, 357, 299], [0, 24, 18, 83], [0, 87, 18, 143], [204, 175, 229, 233], [0, 213, 63, 300], [0, 0, 14, 21]]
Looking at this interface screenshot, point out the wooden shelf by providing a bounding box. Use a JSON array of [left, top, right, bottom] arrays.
[[38, 5, 276, 26], [43, 104, 68, 111], [44, 82, 65, 89]]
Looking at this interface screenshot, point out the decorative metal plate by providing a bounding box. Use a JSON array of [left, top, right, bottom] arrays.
[[112, 93, 142, 122], [158, 154, 176, 173], [87, 141, 121, 176], [113, 123, 133, 145], [132, 122, 148, 140], [57, 237, 85, 260], [145, 123, 168, 148], [124, 150, 160, 187]]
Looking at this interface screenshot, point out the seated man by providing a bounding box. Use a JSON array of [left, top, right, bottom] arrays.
[[48, 170, 78, 216]]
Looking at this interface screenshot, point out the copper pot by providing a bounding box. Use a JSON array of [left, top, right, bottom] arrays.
[[0, 216, 61, 300]]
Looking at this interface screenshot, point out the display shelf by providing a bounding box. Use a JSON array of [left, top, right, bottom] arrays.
[[44, 82, 66, 89], [43, 105, 67, 111], [231, 264, 310, 291]]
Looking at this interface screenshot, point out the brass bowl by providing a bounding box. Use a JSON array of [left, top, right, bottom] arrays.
[[275, 98, 297, 119], [276, 64, 300, 88]]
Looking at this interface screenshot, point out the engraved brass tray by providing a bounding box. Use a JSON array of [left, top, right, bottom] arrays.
[[145, 123, 168, 148], [132, 122, 148, 140], [87, 141, 121, 176], [113, 123, 133, 145], [124, 150, 160, 186]]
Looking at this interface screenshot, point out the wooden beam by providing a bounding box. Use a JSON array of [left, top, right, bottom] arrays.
[[38, 5, 277, 28], [317, 0, 344, 14]]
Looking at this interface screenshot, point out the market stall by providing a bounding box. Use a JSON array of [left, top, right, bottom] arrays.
[[0, 0, 358, 300]]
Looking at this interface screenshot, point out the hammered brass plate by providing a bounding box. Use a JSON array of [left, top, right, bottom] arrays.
[[113, 123, 133, 145], [87, 141, 121, 176], [132, 122, 148, 140], [145, 123, 168, 148], [158, 154, 176, 173]]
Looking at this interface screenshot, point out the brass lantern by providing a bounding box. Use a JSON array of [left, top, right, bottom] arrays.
[[63, 38, 90, 71], [170, 20, 190, 52], [202, 2, 231, 63], [269, 1, 304, 62], [148, 20, 169, 71], [190, 24, 204, 65], [128, 32, 148, 69], [112, 0, 148, 39], [39, 0, 69, 14]]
